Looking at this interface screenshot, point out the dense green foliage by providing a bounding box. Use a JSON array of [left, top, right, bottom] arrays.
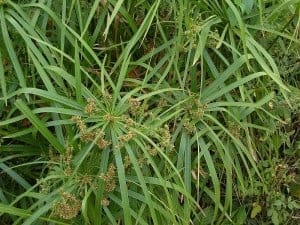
[[0, 0, 299, 224]]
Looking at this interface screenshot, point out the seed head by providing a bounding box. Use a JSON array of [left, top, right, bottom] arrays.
[[80, 130, 96, 142], [120, 131, 135, 142], [158, 99, 167, 108], [148, 147, 158, 156], [159, 125, 172, 148], [85, 98, 97, 115], [105, 180, 116, 192], [39, 180, 50, 194], [103, 90, 112, 102], [121, 115, 134, 127], [52, 192, 81, 220], [101, 197, 110, 206], [228, 121, 241, 139], [71, 116, 87, 131], [138, 156, 145, 167], [183, 118, 195, 134], [103, 113, 115, 122], [124, 155, 131, 169], [64, 146, 73, 165], [96, 138, 111, 149], [100, 163, 117, 192], [129, 98, 141, 115]]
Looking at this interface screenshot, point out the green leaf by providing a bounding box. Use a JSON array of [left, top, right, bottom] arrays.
[[243, 0, 254, 14], [0, 162, 31, 190], [0, 7, 26, 90], [235, 207, 246, 224], [0, 49, 7, 103], [250, 202, 262, 218], [14, 99, 65, 153], [271, 210, 280, 225]]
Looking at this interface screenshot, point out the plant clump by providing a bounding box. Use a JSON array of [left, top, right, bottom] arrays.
[[1, 1, 299, 224]]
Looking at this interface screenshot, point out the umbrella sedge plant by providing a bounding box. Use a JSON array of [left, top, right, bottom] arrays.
[[0, 0, 299, 224]]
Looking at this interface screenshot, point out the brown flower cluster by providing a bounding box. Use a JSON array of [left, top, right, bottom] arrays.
[[160, 125, 171, 147], [124, 155, 131, 169], [76, 174, 98, 196], [100, 163, 117, 192], [84, 98, 97, 115], [103, 113, 115, 122], [228, 121, 241, 139], [157, 99, 168, 108], [129, 98, 141, 115], [158, 125, 174, 151], [186, 98, 207, 120], [183, 118, 196, 134], [138, 155, 146, 166], [72, 115, 87, 132], [118, 130, 135, 148], [148, 147, 158, 156], [121, 115, 134, 127], [182, 97, 207, 133], [101, 197, 110, 206], [96, 134, 111, 149], [128, 98, 149, 117], [38, 179, 50, 194], [103, 90, 112, 103], [63, 146, 73, 175], [72, 116, 110, 149], [52, 192, 81, 220]]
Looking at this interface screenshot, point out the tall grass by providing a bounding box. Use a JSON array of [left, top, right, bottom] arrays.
[[0, 0, 299, 224]]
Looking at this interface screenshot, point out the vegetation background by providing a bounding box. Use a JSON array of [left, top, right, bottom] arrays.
[[0, 0, 299, 224]]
